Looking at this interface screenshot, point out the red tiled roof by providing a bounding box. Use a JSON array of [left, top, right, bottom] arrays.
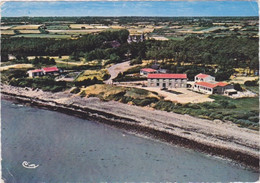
[[216, 82, 228, 87], [42, 67, 59, 72], [141, 68, 157, 72], [195, 82, 228, 88], [148, 73, 187, 79], [28, 69, 43, 73], [196, 73, 210, 79]]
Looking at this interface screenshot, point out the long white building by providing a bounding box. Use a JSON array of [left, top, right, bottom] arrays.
[[147, 74, 187, 88]]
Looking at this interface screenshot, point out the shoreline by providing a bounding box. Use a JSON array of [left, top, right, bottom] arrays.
[[1, 84, 259, 171]]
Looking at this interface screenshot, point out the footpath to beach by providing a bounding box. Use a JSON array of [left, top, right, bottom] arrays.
[[1, 84, 259, 171]]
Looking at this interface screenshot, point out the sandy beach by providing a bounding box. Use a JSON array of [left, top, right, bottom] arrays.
[[1, 84, 259, 170]]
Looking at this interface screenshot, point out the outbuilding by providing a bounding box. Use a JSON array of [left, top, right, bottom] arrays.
[[140, 68, 157, 76], [195, 73, 215, 82], [224, 89, 238, 96]]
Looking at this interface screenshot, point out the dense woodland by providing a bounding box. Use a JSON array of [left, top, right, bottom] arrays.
[[2, 29, 259, 81]]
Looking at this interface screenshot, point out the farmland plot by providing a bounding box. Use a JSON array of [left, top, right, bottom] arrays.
[[1, 30, 15, 35], [11, 24, 42, 30]]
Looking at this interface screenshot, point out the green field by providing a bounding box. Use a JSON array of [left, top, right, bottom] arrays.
[[12, 34, 72, 39], [46, 25, 70, 30]]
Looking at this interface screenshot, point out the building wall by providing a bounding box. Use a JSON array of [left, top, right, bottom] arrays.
[[195, 76, 215, 82], [213, 85, 234, 94], [148, 78, 187, 88], [193, 84, 213, 94], [28, 71, 44, 78], [193, 84, 234, 94]]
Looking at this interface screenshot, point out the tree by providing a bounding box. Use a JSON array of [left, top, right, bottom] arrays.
[[110, 53, 121, 63], [233, 83, 243, 91]]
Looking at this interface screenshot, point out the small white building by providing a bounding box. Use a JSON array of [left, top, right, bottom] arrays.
[[147, 74, 187, 88], [27, 66, 60, 78], [195, 73, 215, 82], [27, 69, 44, 78], [140, 68, 157, 76]]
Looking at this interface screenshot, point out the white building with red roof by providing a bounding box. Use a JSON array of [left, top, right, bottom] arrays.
[[147, 73, 187, 88], [42, 66, 60, 75], [27, 69, 44, 78], [195, 73, 215, 82], [194, 81, 234, 94], [140, 68, 157, 76], [27, 66, 60, 78]]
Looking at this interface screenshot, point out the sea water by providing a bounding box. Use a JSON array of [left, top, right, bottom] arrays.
[[1, 100, 259, 182]]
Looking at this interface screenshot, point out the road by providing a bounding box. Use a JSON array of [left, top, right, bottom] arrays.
[[105, 61, 133, 84]]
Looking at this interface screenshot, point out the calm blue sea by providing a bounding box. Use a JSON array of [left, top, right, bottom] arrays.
[[1, 99, 258, 182]]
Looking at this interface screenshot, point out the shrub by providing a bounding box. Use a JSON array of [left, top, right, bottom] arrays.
[[233, 83, 243, 91], [244, 80, 258, 86], [223, 116, 236, 122], [79, 91, 86, 97], [70, 87, 81, 94], [154, 100, 175, 111], [248, 116, 259, 123], [184, 103, 201, 109], [201, 102, 220, 109], [232, 113, 250, 120]]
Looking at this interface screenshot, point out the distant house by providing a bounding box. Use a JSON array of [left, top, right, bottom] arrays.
[[195, 73, 215, 82], [27, 66, 60, 78], [147, 74, 187, 88], [194, 81, 234, 94], [42, 66, 60, 75], [8, 54, 16, 61], [27, 69, 44, 78], [127, 34, 145, 44], [140, 68, 157, 76]]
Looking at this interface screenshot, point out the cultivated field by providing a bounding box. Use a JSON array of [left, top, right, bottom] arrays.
[[0, 26, 13, 30], [1, 30, 15, 35], [0, 64, 33, 71], [48, 29, 103, 34], [11, 25, 42, 30], [70, 24, 95, 29], [12, 34, 72, 39], [18, 30, 41, 34]]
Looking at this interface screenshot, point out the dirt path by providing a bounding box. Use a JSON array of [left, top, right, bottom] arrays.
[[105, 61, 133, 84]]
